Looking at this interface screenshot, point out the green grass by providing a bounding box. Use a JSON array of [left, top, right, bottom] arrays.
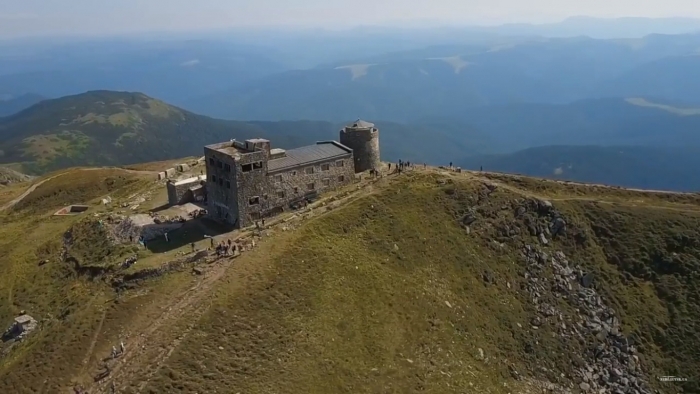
[[108, 171, 692, 394], [9, 168, 150, 215], [2, 168, 700, 393], [0, 167, 188, 392]]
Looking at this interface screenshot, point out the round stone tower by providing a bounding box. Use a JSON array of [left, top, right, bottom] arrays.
[[339, 119, 380, 174]]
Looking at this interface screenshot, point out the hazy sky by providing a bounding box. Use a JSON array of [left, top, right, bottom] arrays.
[[1, 0, 699, 38]]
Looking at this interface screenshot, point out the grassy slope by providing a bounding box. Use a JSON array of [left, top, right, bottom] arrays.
[[1, 168, 699, 393], [133, 171, 697, 394], [0, 168, 157, 392]]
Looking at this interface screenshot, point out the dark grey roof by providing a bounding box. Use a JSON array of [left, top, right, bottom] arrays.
[[268, 142, 351, 172], [346, 119, 374, 129]]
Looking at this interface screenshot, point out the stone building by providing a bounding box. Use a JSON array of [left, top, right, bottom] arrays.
[[339, 119, 380, 173], [204, 138, 355, 228]]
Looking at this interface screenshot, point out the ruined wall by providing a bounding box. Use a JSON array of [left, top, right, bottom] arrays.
[[339, 127, 380, 173], [167, 176, 206, 206], [204, 147, 240, 226]]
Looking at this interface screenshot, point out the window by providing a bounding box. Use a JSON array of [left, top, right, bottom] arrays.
[[304, 167, 314, 175], [249, 196, 260, 205], [218, 178, 223, 186], [293, 187, 299, 194], [217, 160, 223, 169], [336, 160, 344, 167], [263, 194, 268, 200], [322, 178, 331, 187], [224, 163, 231, 172], [253, 161, 263, 170], [321, 163, 330, 171], [212, 175, 217, 183], [338, 175, 345, 182], [276, 190, 285, 198], [241, 163, 252, 172], [226, 180, 231, 189], [307, 182, 315, 191], [291, 171, 297, 176], [274, 174, 283, 182], [209, 157, 215, 166]]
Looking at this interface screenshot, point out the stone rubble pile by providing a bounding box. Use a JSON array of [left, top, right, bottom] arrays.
[[109, 216, 141, 243], [521, 245, 652, 394]]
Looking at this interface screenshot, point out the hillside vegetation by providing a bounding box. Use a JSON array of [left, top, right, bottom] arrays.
[[0, 91, 344, 175], [134, 171, 700, 394], [0, 91, 495, 175], [0, 165, 698, 393]]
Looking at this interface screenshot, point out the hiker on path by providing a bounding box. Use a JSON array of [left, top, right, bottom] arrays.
[[210, 237, 215, 248], [164, 232, 169, 242], [449, 162, 452, 169], [191, 242, 195, 252], [480, 166, 483, 172]]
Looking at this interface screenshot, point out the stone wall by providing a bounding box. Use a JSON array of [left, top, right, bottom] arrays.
[[205, 141, 354, 229], [204, 147, 241, 226], [254, 155, 355, 223], [233, 149, 270, 228], [340, 127, 380, 173]]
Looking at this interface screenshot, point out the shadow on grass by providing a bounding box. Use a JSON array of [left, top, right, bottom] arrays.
[[145, 217, 234, 253]]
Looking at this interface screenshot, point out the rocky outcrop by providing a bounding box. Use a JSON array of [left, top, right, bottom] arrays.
[[522, 246, 652, 394], [453, 182, 654, 393]]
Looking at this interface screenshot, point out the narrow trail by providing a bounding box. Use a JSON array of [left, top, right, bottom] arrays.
[[79, 309, 107, 375], [84, 171, 398, 393], [0, 167, 158, 212]]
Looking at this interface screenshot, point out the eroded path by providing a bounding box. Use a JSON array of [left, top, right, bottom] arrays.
[[0, 167, 158, 212]]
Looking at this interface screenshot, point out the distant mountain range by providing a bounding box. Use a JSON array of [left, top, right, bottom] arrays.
[[3, 24, 700, 110], [0, 93, 46, 117], [2, 90, 700, 192], [461, 145, 700, 192], [0, 91, 486, 174], [185, 34, 700, 121]]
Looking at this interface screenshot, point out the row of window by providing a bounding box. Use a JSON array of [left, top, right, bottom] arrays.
[[248, 175, 346, 206]]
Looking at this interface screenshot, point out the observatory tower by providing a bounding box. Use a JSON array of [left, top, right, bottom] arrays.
[[339, 119, 380, 173]]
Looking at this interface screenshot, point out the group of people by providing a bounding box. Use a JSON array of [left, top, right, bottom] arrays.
[[388, 159, 423, 174], [211, 238, 238, 257]]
